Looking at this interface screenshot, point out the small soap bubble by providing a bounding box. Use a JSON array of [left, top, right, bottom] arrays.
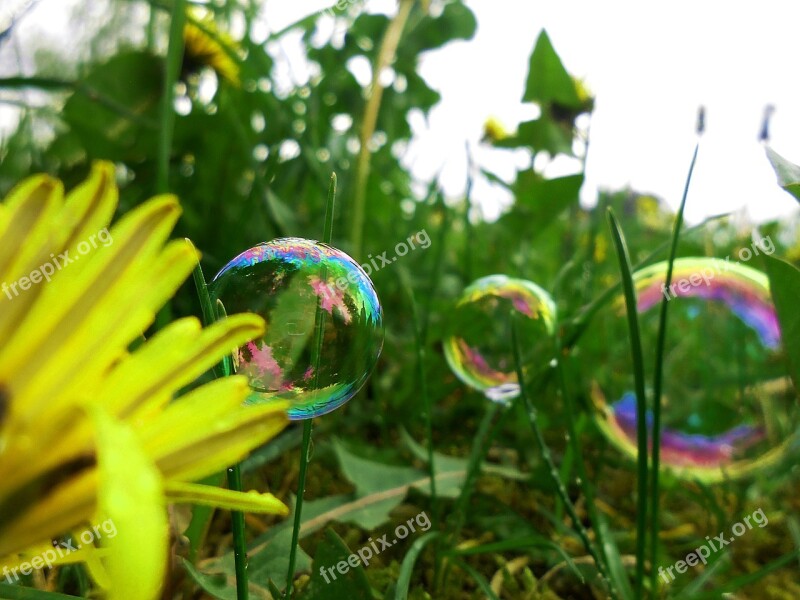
[[443, 275, 557, 404]]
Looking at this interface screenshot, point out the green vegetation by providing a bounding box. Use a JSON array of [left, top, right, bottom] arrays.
[[1, 1, 799, 598]]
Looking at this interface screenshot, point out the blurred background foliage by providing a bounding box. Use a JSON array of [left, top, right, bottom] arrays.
[[1, 1, 799, 598]]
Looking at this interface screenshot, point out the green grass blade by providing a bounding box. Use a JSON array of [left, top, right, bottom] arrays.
[[447, 536, 584, 584], [649, 141, 699, 595], [189, 240, 217, 328], [606, 208, 648, 598], [553, 327, 615, 586], [448, 402, 500, 544], [595, 511, 634, 600], [690, 550, 800, 599], [677, 551, 729, 597], [764, 255, 800, 389], [393, 532, 441, 600], [564, 212, 730, 349], [0, 586, 83, 600], [511, 315, 619, 600], [405, 283, 437, 510], [453, 559, 500, 600]]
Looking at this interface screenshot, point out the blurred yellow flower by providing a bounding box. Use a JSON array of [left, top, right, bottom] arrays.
[[0, 162, 288, 598], [593, 234, 608, 263], [182, 9, 242, 87], [482, 116, 510, 143], [573, 77, 593, 108]]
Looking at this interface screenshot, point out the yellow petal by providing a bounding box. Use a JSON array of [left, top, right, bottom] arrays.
[[59, 161, 118, 255], [37, 240, 200, 411], [102, 312, 265, 418], [0, 176, 63, 343], [1, 197, 184, 420], [153, 402, 289, 482], [164, 481, 288, 515], [93, 408, 167, 600], [0, 175, 62, 283], [0, 469, 96, 557]]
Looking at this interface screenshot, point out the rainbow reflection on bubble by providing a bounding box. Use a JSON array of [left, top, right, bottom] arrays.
[[590, 257, 797, 482], [209, 238, 383, 420], [443, 275, 556, 404]]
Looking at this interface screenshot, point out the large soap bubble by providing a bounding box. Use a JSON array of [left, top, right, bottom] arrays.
[[209, 238, 383, 419], [587, 258, 797, 482]]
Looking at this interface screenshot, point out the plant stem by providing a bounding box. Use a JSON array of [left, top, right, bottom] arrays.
[[462, 144, 476, 283], [227, 465, 250, 600], [649, 141, 699, 595], [285, 174, 338, 599], [284, 419, 312, 600], [191, 248, 250, 600], [349, 0, 414, 258], [156, 0, 185, 194]]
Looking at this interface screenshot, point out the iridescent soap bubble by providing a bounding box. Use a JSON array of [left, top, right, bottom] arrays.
[[209, 238, 383, 419], [443, 275, 557, 404], [587, 257, 797, 482]]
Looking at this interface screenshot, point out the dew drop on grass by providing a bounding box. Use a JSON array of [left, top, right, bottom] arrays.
[[443, 275, 557, 404], [209, 238, 384, 420], [587, 257, 797, 481]]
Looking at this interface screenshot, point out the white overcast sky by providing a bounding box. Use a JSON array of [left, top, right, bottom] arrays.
[[286, 0, 800, 224], [3, 0, 800, 224]]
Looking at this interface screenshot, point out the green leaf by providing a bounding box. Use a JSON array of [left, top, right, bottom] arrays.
[[765, 146, 800, 202], [180, 560, 272, 600], [402, 1, 477, 55], [496, 118, 575, 156], [191, 496, 339, 596], [764, 255, 800, 391], [400, 428, 529, 495], [502, 172, 584, 238], [333, 440, 426, 528], [523, 30, 582, 108], [297, 529, 374, 600], [59, 51, 162, 161]]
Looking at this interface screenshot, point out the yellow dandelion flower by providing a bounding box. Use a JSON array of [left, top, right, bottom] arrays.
[[573, 77, 593, 108], [482, 116, 510, 143], [551, 77, 594, 127], [182, 9, 242, 87], [593, 233, 608, 263], [0, 162, 289, 598]]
